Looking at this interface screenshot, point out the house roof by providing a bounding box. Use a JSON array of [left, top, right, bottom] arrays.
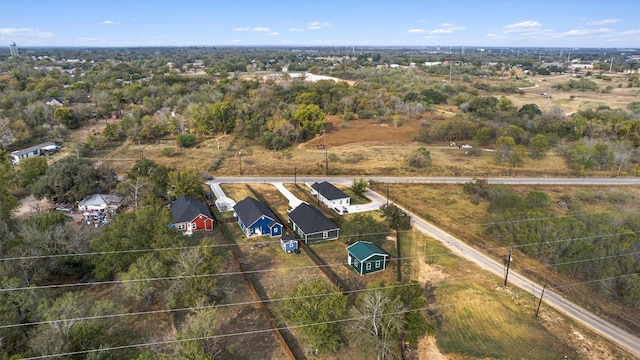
[[10, 142, 56, 157], [281, 234, 298, 243], [347, 241, 388, 262], [79, 193, 121, 207], [311, 181, 349, 200], [288, 203, 339, 234], [171, 195, 212, 223], [233, 196, 279, 227]]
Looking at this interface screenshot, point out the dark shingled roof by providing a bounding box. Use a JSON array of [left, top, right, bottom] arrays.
[[288, 203, 339, 234], [311, 181, 349, 200], [233, 196, 278, 226], [170, 195, 212, 223]]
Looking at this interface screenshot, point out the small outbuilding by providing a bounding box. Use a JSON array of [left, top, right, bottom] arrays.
[[280, 234, 299, 253], [347, 241, 389, 275]]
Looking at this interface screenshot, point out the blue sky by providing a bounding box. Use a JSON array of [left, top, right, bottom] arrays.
[[1, 0, 638, 48]]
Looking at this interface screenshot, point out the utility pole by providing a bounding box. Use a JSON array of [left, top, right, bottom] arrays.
[[504, 248, 513, 286], [324, 148, 328, 176], [294, 167, 297, 184], [238, 151, 242, 175], [386, 183, 390, 206], [535, 283, 547, 317], [396, 224, 401, 282]]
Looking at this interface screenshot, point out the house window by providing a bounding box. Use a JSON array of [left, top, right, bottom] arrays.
[[323, 231, 328, 238], [191, 223, 196, 229], [177, 223, 185, 230], [376, 260, 381, 268], [354, 259, 359, 267], [366, 262, 371, 271]]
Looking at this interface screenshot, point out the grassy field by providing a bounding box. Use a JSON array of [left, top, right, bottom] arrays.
[[208, 180, 639, 359]]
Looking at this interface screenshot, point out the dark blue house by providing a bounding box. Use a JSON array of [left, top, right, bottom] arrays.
[[233, 196, 283, 237]]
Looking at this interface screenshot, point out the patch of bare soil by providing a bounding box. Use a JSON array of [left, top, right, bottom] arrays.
[[14, 195, 53, 219], [416, 336, 448, 360], [300, 117, 423, 149]]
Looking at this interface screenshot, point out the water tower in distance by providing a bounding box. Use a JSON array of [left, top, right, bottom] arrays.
[[9, 42, 19, 57]]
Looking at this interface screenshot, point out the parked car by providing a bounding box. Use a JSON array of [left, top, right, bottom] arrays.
[[55, 206, 74, 212], [461, 144, 473, 149]]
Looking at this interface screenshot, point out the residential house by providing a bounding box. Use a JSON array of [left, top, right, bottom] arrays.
[[288, 202, 340, 243], [347, 241, 389, 275], [10, 142, 58, 164], [310, 181, 350, 214], [45, 97, 64, 107], [170, 195, 214, 235], [78, 193, 122, 212], [280, 234, 299, 253], [233, 196, 283, 238]]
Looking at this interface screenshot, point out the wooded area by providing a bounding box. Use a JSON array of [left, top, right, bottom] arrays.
[[1, 46, 639, 359]]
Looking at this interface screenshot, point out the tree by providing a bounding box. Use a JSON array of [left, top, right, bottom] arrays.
[[529, 134, 550, 159], [275, 279, 347, 355], [29, 292, 117, 357], [349, 289, 405, 360], [176, 133, 196, 147], [518, 103, 542, 118], [494, 136, 515, 164], [341, 214, 389, 245], [0, 151, 18, 222], [167, 168, 204, 199], [380, 204, 411, 231], [32, 157, 103, 203], [54, 106, 79, 129], [406, 147, 431, 169], [293, 104, 326, 140], [175, 308, 220, 359], [350, 178, 368, 198], [91, 199, 180, 279]]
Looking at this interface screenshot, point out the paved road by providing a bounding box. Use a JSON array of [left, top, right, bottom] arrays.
[[364, 189, 640, 357], [211, 176, 640, 186], [209, 176, 640, 357]]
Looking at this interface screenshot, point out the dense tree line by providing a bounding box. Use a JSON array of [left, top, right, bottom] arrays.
[[464, 180, 640, 308]]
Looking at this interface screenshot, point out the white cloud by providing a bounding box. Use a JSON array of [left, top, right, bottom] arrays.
[[587, 19, 621, 26], [235, 26, 271, 32], [289, 27, 304, 32], [229, 39, 243, 43], [101, 20, 117, 25], [407, 28, 427, 33], [267, 32, 279, 36], [0, 27, 54, 38], [429, 24, 466, 34], [306, 21, 331, 30], [503, 21, 542, 33]]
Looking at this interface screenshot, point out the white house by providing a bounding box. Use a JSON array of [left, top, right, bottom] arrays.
[[78, 194, 122, 212], [10, 142, 58, 164], [310, 181, 351, 214]]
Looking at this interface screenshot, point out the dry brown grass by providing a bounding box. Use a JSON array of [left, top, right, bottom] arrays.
[[377, 182, 640, 339]]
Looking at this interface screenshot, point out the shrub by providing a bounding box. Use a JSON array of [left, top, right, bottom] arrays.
[[176, 133, 196, 148]]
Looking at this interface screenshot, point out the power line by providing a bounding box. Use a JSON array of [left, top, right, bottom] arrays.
[[0, 231, 398, 262], [17, 272, 640, 360], [3, 230, 638, 293], [3, 250, 638, 332]]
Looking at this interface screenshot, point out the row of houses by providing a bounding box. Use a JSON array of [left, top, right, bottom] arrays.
[[169, 181, 388, 276]]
